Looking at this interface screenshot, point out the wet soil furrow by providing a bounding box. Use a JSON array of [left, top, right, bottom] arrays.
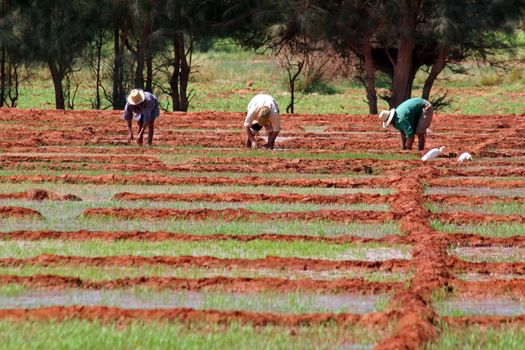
[[0, 230, 408, 244], [0, 255, 411, 272], [443, 315, 525, 327], [0, 305, 394, 327], [426, 194, 525, 205], [436, 212, 525, 224], [376, 166, 449, 350], [83, 207, 396, 223], [0, 174, 398, 188], [0, 275, 401, 294], [112, 192, 393, 205], [0, 206, 42, 218]]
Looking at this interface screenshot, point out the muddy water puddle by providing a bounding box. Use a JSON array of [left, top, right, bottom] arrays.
[[438, 297, 525, 316], [427, 187, 525, 197], [339, 247, 411, 261], [451, 247, 525, 262], [0, 289, 386, 314]]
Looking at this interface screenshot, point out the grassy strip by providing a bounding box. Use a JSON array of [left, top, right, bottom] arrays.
[[0, 169, 379, 180], [427, 202, 525, 216], [425, 187, 525, 198], [0, 319, 384, 350], [428, 325, 525, 350], [0, 200, 390, 218], [431, 220, 525, 238], [160, 150, 419, 162], [0, 240, 412, 261], [0, 183, 393, 200], [0, 265, 410, 282], [0, 218, 400, 237]]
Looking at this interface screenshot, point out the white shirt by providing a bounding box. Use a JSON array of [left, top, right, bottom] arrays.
[[243, 94, 281, 132]]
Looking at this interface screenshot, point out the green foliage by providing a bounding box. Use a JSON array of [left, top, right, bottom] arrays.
[[428, 325, 525, 350], [480, 74, 504, 86], [0, 320, 385, 350], [0, 239, 411, 260]]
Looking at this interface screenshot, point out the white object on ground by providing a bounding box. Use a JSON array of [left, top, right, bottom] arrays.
[[421, 146, 446, 161], [457, 152, 473, 163]]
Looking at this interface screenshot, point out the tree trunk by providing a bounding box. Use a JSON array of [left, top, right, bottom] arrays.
[[170, 36, 181, 111], [94, 33, 103, 109], [170, 31, 190, 112], [0, 43, 5, 107], [145, 52, 153, 92], [390, 0, 421, 107], [112, 19, 126, 110], [177, 31, 190, 112], [134, 49, 145, 89], [362, 40, 377, 114], [0, 0, 7, 107], [48, 62, 65, 110], [7, 61, 18, 107], [422, 49, 447, 100], [288, 81, 295, 114]]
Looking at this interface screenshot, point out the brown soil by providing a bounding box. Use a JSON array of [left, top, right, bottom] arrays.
[[436, 212, 525, 224], [0, 206, 42, 218], [112, 192, 392, 205], [443, 315, 525, 327], [0, 230, 407, 245], [0, 274, 401, 294], [430, 178, 525, 189], [0, 174, 398, 188], [0, 189, 81, 201], [1, 109, 525, 348], [426, 194, 525, 205], [0, 305, 398, 327], [452, 279, 525, 297], [83, 207, 395, 223], [0, 255, 411, 272]]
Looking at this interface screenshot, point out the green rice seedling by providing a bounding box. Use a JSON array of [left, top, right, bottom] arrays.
[[161, 150, 419, 161], [0, 183, 393, 200], [0, 240, 412, 261], [427, 202, 525, 216], [432, 220, 525, 238], [0, 168, 380, 180], [428, 324, 525, 350], [0, 217, 400, 237], [0, 265, 410, 282], [0, 199, 389, 221], [0, 319, 387, 350]]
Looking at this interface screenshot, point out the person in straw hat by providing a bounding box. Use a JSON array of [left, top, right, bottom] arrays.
[[379, 97, 433, 151], [123, 88, 160, 146], [244, 94, 281, 149]]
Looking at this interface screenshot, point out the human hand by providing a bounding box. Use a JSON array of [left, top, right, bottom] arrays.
[[127, 132, 134, 144], [252, 141, 258, 148]]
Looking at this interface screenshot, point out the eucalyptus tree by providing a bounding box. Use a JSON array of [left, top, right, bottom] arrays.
[[11, 0, 103, 109], [329, 0, 525, 109]]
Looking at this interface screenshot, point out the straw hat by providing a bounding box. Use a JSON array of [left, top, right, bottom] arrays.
[[379, 109, 396, 128], [257, 106, 271, 126], [127, 89, 146, 105]]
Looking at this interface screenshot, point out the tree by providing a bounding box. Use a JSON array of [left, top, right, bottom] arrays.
[[11, 0, 102, 109], [245, 0, 525, 111], [327, 0, 525, 108]]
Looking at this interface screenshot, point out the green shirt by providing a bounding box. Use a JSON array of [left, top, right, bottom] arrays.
[[393, 98, 427, 137]]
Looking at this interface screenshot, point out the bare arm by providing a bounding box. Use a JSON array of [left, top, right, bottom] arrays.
[[245, 126, 257, 148]]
